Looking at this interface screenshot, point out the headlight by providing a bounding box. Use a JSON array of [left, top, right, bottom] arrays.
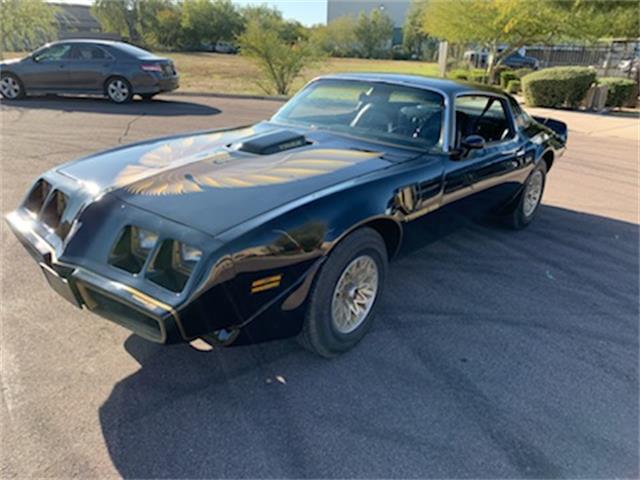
[[179, 243, 202, 264], [131, 226, 158, 258], [147, 240, 202, 292], [110, 225, 158, 274]]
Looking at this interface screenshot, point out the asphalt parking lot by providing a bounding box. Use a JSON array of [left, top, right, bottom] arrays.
[[1, 94, 638, 478]]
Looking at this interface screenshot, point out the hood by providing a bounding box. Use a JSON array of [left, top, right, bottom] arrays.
[[0, 57, 22, 66], [57, 123, 412, 237]]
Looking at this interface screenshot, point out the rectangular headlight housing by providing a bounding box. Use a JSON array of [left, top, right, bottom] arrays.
[[109, 225, 158, 274], [148, 240, 202, 292]]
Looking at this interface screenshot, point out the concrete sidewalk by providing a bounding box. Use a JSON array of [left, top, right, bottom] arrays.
[[528, 107, 639, 141]]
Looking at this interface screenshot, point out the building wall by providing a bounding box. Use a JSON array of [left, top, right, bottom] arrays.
[[327, 0, 411, 27]]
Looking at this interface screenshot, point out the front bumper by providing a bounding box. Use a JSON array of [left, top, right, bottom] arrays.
[[6, 209, 183, 344]]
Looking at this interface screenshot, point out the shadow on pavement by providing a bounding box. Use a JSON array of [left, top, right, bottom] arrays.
[[0, 95, 221, 116], [98, 206, 638, 479]]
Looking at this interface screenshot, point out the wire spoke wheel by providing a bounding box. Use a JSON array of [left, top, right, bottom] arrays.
[[331, 255, 379, 334], [523, 170, 543, 217], [0, 76, 21, 99]]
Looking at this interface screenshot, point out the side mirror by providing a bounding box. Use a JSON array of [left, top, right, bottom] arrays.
[[461, 134, 485, 151]]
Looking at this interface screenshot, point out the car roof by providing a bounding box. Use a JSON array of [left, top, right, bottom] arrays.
[[317, 73, 505, 98], [48, 38, 122, 46]]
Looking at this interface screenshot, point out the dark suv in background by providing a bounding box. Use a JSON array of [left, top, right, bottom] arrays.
[[0, 40, 179, 103]]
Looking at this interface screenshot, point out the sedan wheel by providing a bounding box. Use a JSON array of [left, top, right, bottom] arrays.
[[106, 78, 132, 103], [299, 227, 388, 358], [0, 74, 24, 100]]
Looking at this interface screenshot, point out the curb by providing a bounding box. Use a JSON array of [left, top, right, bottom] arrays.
[[166, 91, 288, 102]]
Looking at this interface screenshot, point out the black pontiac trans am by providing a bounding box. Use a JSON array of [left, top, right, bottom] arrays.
[[6, 74, 567, 357]]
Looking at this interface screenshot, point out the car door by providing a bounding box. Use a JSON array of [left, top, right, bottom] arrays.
[[66, 44, 114, 91], [443, 94, 533, 214], [22, 44, 74, 91]]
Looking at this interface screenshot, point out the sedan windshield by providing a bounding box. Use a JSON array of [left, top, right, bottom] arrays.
[[272, 79, 445, 150]]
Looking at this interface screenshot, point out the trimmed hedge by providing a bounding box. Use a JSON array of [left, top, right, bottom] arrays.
[[494, 64, 512, 84], [500, 70, 518, 89], [506, 79, 521, 94], [598, 77, 637, 108], [513, 68, 534, 79], [522, 66, 597, 108], [469, 69, 488, 83], [448, 69, 468, 80], [448, 68, 488, 84]]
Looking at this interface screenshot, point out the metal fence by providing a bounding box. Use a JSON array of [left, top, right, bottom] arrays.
[[442, 40, 640, 78], [525, 40, 640, 77]]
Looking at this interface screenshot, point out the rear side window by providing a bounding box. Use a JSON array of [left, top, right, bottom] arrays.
[[69, 45, 110, 60], [455, 95, 514, 144], [33, 44, 72, 62]]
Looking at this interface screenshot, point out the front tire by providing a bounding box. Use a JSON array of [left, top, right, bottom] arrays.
[[105, 77, 133, 103], [299, 227, 388, 358], [0, 73, 25, 100], [505, 162, 547, 229]]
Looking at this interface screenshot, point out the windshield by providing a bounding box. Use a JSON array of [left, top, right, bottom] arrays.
[[272, 79, 445, 150]]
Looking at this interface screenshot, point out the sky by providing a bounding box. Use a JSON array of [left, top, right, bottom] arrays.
[[50, 0, 329, 26], [233, 0, 327, 26]]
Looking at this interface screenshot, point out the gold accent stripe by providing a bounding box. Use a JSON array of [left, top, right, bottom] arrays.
[[119, 284, 178, 317], [251, 275, 282, 287], [251, 281, 281, 293]]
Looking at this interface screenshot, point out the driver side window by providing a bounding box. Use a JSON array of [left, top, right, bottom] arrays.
[[455, 95, 513, 145], [34, 44, 72, 62]]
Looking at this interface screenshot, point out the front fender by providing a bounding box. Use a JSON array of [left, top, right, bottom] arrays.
[[215, 175, 406, 323]]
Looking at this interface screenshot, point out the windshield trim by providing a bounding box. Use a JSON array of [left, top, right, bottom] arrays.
[[271, 78, 451, 153]]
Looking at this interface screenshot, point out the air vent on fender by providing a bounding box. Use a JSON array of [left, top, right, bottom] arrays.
[[234, 130, 310, 155]]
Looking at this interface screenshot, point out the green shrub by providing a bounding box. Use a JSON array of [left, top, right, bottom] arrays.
[[500, 70, 518, 89], [514, 68, 534, 79], [506, 79, 521, 94], [494, 64, 512, 84], [448, 69, 469, 80], [469, 68, 488, 84], [522, 66, 597, 108], [598, 77, 637, 108]]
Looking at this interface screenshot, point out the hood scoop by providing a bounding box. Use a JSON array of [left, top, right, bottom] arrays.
[[234, 130, 309, 155]]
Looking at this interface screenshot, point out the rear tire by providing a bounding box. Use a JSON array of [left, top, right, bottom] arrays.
[[0, 73, 25, 100], [504, 162, 547, 229], [105, 77, 133, 103], [299, 227, 388, 358]]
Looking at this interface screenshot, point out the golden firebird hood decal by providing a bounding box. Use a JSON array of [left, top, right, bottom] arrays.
[[114, 134, 382, 196]]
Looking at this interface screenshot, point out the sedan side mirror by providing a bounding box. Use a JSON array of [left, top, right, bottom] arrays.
[[461, 134, 485, 151]]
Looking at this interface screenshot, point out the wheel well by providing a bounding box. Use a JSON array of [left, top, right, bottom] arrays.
[[361, 218, 403, 260], [542, 150, 554, 172]]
